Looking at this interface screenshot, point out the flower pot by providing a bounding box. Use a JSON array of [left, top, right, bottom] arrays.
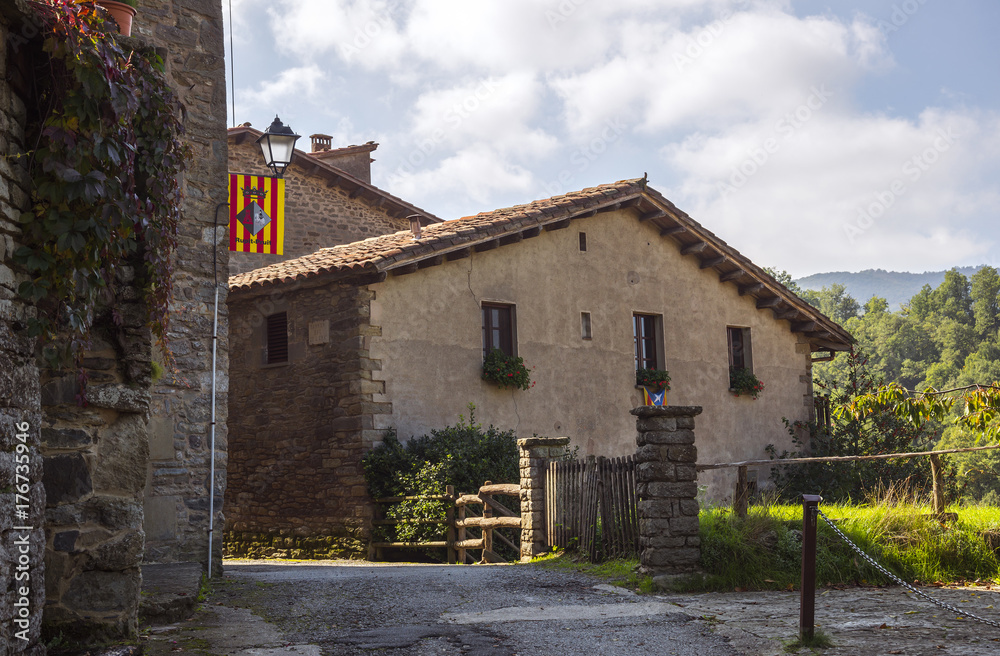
[[96, 1, 137, 37]]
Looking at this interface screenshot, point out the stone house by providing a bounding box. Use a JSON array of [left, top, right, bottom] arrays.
[[224, 178, 852, 559], [227, 127, 441, 277], [0, 0, 229, 648]]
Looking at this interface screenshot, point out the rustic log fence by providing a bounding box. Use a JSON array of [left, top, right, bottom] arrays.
[[370, 482, 521, 563], [546, 455, 638, 561], [702, 442, 1000, 518]]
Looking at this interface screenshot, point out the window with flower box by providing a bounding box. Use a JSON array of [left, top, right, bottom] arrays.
[[482, 302, 516, 357]]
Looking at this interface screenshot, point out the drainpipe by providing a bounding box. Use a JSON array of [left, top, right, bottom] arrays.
[[208, 203, 227, 577]]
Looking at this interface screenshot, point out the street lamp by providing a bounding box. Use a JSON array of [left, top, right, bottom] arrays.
[[256, 115, 301, 178]]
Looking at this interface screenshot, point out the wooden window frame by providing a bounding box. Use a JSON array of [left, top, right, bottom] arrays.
[[266, 312, 289, 364], [727, 326, 753, 372], [633, 313, 663, 371], [581, 312, 592, 340], [482, 302, 516, 358]]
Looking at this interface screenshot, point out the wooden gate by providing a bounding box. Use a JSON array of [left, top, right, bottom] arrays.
[[545, 456, 638, 561]]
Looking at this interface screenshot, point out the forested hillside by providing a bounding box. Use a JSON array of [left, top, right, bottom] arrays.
[[795, 266, 982, 311], [780, 267, 1000, 502]]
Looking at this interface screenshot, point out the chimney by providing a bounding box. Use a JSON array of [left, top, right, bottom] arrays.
[[309, 140, 379, 184], [310, 133, 332, 153], [408, 215, 422, 240]]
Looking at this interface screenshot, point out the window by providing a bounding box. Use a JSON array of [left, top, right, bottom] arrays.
[[727, 326, 752, 371], [266, 312, 288, 364], [579, 232, 588, 251], [482, 303, 515, 357], [633, 313, 661, 370], [581, 312, 592, 340]]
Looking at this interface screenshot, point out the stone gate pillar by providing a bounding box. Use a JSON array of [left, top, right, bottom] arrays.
[[517, 436, 570, 562], [632, 405, 702, 578]]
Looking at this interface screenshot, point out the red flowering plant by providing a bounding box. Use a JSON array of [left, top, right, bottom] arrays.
[[482, 349, 534, 391], [636, 368, 671, 392], [730, 367, 764, 399]]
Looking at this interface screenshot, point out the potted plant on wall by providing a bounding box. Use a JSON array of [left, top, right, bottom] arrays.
[[730, 367, 764, 400], [636, 368, 670, 406], [96, 0, 138, 37], [482, 349, 534, 391]]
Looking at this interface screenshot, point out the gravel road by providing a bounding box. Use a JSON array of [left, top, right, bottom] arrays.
[[144, 560, 1000, 656], [147, 560, 738, 655]]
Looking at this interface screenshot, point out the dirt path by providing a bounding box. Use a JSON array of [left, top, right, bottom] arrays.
[[142, 560, 1000, 655]]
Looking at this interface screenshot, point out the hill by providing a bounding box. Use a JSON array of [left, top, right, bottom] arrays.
[[795, 266, 983, 311]]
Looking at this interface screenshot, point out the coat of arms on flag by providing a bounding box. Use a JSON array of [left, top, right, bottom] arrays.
[[229, 173, 284, 255], [642, 386, 667, 406]]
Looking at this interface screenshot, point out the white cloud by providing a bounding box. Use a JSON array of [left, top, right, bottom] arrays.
[[388, 146, 535, 208], [238, 65, 330, 119]]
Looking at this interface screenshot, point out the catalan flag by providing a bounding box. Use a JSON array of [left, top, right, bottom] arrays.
[[642, 386, 667, 407], [228, 173, 284, 255]]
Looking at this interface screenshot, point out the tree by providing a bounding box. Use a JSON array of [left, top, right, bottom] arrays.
[[970, 266, 1000, 338]]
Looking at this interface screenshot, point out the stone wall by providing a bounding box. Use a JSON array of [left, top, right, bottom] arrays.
[[40, 282, 151, 643], [225, 277, 382, 558], [136, 0, 230, 570], [228, 140, 409, 276], [1, 2, 45, 653], [517, 436, 570, 561]]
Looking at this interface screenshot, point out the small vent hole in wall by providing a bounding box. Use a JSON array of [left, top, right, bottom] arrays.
[[579, 232, 587, 251], [581, 312, 592, 340]]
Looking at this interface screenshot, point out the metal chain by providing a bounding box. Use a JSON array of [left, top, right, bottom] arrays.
[[816, 507, 1000, 629]]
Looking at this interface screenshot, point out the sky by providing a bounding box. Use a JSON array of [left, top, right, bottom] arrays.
[[223, 0, 1000, 278]]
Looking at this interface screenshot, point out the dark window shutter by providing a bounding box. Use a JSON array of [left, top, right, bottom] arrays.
[[266, 312, 288, 364]]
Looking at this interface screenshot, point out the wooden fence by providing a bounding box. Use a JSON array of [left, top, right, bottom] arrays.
[[370, 482, 521, 563], [546, 455, 638, 561], [701, 442, 1000, 518]]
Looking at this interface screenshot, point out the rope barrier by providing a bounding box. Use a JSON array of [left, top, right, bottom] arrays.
[[816, 507, 1000, 629]]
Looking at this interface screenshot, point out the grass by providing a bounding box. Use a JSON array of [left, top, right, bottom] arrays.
[[533, 493, 1000, 595], [691, 493, 1000, 592], [531, 549, 655, 593]]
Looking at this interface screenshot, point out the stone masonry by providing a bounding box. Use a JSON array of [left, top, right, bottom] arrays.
[[632, 405, 702, 578], [135, 0, 230, 570], [517, 436, 570, 561], [1, 2, 45, 653], [225, 276, 384, 559], [227, 139, 409, 276], [40, 276, 152, 643]]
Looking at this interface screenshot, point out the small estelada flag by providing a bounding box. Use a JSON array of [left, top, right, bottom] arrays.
[[642, 386, 667, 407], [228, 173, 284, 255]]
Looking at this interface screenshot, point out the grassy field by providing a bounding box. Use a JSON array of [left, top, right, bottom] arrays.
[[534, 498, 1000, 593]]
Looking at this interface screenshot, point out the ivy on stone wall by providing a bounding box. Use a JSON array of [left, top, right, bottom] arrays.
[[14, 0, 187, 372]]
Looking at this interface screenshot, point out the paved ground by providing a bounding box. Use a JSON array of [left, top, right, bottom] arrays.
[[141, 560, 1000, 656]]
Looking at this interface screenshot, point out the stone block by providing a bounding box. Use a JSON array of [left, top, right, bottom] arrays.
[[639, 535, 686, 549], [41, 427, 94, 449], [93, 414, 149, 494], [670, 515, 700, 536], [635, 416, 677, 432], [88, 384, 150, 414], [675, 464, 697, 481], [62, 568, 141, 614], [643, 481, 698, 499], [676, 416, 695, 429], [636, 499, 673, 519], [143, 495, 179, 542], [667, 445, 697, 463], [633, 444, 662, 463], [638, 429, 695, 446], [43, 454, 93, 506], [148, 416, 175, 460], [679, 499, 700, 516], [90, 529, 145, 571], [635, 461, 675, 483]]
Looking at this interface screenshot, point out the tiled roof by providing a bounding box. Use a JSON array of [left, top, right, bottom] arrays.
[[228, 178, 853, 351], [229, 179, 645, 291]]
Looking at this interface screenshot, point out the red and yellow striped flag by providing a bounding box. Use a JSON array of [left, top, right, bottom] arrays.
[[228, 173, 284, 255]]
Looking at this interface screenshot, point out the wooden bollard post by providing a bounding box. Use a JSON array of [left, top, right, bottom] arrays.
[[481, 481, 493, 563], [930, 454, 945, 515], [734, 465, 749, 518], [457, 500, 467, 564], [446, 485, 456, 564], [800, 494, 821, 642]]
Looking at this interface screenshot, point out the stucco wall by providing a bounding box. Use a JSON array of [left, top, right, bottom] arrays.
[[368, 210, 813, 500], [228, 141, 409, 276]]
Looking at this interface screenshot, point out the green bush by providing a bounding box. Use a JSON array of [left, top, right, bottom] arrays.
[[363, 406, 524, 554]]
